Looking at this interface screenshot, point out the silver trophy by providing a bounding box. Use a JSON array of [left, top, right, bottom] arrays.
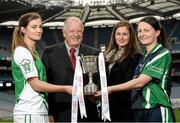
[[80, 55, 98, 95]]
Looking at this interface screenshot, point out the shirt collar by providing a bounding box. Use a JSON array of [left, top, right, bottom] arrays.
[[64, 41, 80, 56], [144, 44, 162, 56]]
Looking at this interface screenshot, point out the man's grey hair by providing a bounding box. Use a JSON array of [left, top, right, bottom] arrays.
[[63, 16, 84, 31]]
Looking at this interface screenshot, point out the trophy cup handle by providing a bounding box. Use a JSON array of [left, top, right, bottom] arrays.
[[80, 55, 86, 74]]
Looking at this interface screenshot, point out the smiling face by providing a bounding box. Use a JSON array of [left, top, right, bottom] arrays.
[[115, 26, 130, 48], [137, 21, 160, 47], [63, 18, 84, 48], [21, 18, 43, 43]]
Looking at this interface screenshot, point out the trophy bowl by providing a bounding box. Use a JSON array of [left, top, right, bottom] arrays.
[[80, 55, 98, 95]]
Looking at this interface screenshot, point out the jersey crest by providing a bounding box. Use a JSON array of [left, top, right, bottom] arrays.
[[20, 59, 31, 73]]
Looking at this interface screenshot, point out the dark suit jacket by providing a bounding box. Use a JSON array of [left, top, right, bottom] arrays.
[[107, 53, 141, 122], [42, 42, 100, 122]]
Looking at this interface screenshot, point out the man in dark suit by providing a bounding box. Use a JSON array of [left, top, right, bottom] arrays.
[[41, 17, 100, 122]]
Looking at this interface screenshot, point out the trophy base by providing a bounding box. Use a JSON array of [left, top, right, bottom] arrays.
[[84, 82, 98, 96]]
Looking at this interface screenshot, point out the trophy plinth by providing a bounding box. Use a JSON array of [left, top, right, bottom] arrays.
[[80, 55, 98, 96], [84, 81, 98, 95]]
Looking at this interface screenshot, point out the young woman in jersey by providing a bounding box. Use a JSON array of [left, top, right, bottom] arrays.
[[104, 21, 141, 122], [11, 12, 72, 123], [96, 16, 176, 122]]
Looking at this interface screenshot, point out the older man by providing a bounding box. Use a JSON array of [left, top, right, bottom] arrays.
[[42, 17, 100, 122]]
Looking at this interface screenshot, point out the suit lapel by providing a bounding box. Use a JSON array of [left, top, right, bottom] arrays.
[[57, 43, 73, 70]]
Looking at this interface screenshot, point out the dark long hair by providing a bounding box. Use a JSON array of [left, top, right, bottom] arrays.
[[139, 16, 167, 47], [105, 21, 141, 63]]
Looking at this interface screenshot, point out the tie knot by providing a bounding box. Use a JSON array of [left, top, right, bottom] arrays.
[[70, 48, 75, 53]]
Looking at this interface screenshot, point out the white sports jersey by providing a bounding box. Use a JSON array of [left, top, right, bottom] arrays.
[[12, 46, 48, 115]]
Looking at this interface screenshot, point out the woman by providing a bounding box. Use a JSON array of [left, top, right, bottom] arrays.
[[11, 12, 72, 123], [96, 16, 176, 122], [104, 21, 141, 122]]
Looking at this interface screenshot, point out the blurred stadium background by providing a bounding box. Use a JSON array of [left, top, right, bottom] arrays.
[[0, 0, 180, 121]]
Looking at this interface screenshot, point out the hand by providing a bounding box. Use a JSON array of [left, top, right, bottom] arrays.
[[107, 86, 113, 95], [65, 85, 72, 94], [94, 91, 101, 97], [49, 115, 54, 123], [95, 87, 112, 97]]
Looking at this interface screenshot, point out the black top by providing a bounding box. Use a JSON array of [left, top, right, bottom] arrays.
[[107, 53, 142, 122]]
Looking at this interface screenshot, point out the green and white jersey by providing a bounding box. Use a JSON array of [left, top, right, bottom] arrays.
[[141, 44, 172, 109], [12, 46, 48, 115]]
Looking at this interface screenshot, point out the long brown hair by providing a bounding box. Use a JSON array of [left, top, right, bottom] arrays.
[[105, 20, 141, 63], [12, 12, 41, 59]]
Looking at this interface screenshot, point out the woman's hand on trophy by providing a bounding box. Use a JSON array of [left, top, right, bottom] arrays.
[[95, 86, 113, 97], [64, 85, 73, 95], [95, 90, 101, 97], [107, 86, 113, 95]]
